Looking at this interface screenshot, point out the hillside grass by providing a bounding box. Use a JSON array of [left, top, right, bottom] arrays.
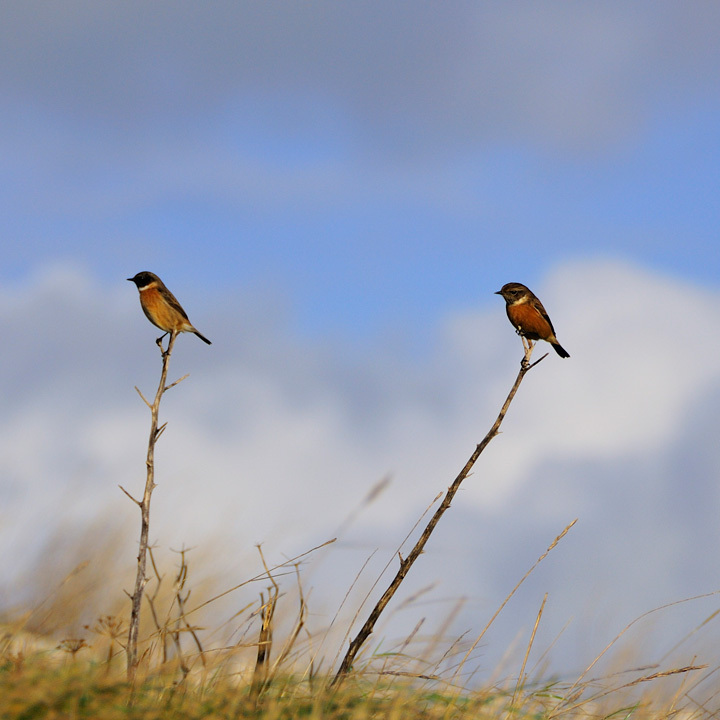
[[0, 653, 700, 720], [1, 535, 716, 720], [0, 652, 710, 720]]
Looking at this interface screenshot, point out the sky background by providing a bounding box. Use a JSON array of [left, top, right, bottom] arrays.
[[1, 1, 720, 686]]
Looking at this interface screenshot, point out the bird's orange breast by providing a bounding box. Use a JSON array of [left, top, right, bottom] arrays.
[[506, 302, 554, 341], [139, 286, 185, 332]]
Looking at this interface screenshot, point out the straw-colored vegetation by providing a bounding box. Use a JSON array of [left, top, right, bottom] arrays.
[[1, 505, 717, 719]]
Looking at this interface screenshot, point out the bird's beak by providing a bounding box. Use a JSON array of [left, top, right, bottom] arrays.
[[494, 290, 502, 295], [126, 278, 133, 282]]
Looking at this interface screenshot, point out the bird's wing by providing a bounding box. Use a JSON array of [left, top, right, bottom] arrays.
[[162, 288, 190, 321], [532, 298, 556, 335]]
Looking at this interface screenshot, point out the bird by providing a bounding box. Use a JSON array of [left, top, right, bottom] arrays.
[[495, 282, 569, 358], [127, 271, 211, 345]]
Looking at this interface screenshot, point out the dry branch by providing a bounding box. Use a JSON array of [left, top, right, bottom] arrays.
[[125, 331, 187, 680], [331, 343, 548, 686]]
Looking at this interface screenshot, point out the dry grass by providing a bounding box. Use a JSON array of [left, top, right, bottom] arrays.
[[0, 646, 713, 720], [1, 525, 718, 720]]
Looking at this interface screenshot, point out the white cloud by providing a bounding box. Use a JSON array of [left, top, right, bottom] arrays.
[[459, 262, 720, 508]]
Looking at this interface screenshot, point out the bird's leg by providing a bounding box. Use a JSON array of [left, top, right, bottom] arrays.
[[160, 331, 177, 358], [514, 326, 535, 362], [520, 336, 535, 369], [155, 331, 169, 352]]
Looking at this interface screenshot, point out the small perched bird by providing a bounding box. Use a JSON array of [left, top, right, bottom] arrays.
[[495, 282, 569, 358], [127, 271, 211, 345]]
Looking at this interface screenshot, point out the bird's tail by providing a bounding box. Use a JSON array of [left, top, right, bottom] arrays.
[[552, 342, 570, 358], [193, 330, 212, 345]]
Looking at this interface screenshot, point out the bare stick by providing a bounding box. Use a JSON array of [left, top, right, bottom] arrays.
[[126, 331, 183, 680], [331, 343, 546, 686]]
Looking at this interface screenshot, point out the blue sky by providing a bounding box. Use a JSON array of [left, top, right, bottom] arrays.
[[2, 2, 720, 685], [2, 2, 719, 340]]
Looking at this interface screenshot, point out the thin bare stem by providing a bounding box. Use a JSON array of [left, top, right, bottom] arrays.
[[183, 538, 336, 619], [251, 545, 280, 695], [118, 485, 141, 506], [173, 548, 206, 669], [331, 343, 546, 686], [145, 546, 170, 665], [270, 564, 307, 678], [330, 491, 441, 671], [126, 330, 179, 680], [511, 593, 548, 711], [548, 590, 720, 718], [453, 519, 577, 686]]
